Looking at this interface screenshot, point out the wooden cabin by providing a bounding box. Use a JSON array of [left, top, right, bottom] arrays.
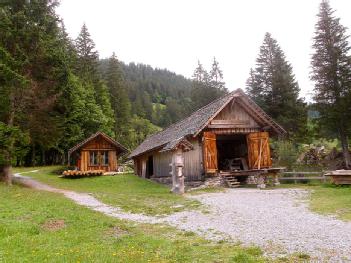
[[129, 89, 286, 186], [68, 132, 128, 172]]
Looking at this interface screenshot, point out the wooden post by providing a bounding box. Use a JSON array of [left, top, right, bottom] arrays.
[[171, 148, 185, 194]]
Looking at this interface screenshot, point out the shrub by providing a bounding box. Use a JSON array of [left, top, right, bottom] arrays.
[[271, 140, 299, 170]]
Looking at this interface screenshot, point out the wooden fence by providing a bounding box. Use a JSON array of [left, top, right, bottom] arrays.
[[280, 171, 327, 183]]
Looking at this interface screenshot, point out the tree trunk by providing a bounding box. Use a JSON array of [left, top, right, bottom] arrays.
[[1, 165, 13, 186], [31, 143, 36, 166], [340, 131, 351, 169]]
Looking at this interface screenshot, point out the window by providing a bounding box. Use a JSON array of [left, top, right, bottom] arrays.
[[89, 151, 108, 166], [102, 151, 109, 165], [90, 151, 99, 166]]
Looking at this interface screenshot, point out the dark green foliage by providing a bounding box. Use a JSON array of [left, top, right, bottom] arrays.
[[74, 23, 99, 80], [191, 59, 228, 110], [99, 60, 194, 128], [311, 0, 351, 168], [104, 53, 132, 146], [0, 122, 29, 166], [246, 33, 307, 141]]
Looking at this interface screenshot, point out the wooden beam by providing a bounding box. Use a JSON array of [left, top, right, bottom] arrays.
[[210, 120, 250, 125], [208, 124, 259, 129]]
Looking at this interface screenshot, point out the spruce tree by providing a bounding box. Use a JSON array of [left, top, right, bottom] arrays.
[[191, 60, 227, 110], [105, 53, 132, 146], [246, 33, 307, 140], [74, 24, 115, 136], [75, 23, 99, 80], [311, 0, 351, 168], [209, 57, 226, 91]]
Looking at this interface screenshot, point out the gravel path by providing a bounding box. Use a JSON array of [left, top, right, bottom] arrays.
[[14, 172, 351, 261]]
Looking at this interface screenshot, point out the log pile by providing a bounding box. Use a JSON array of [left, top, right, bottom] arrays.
[[61, 170, 104, 178], [297, 146, 348, 169], [297, 146, 326, 165]]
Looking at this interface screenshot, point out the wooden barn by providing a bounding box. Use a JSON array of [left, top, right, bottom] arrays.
[[129, 89, 286, 187], [68, 132, 128, 172]]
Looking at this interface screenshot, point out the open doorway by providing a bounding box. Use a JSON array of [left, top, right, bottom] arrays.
[[216, 134, 248, 171], [146, 155, 154, 179]]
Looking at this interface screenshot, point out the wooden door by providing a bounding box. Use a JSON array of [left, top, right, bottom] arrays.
[[203, 132, 218, 173], [247, 132, 272, 169]]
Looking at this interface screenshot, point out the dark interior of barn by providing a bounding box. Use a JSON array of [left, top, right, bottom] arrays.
[[216, 134, 248, 171]]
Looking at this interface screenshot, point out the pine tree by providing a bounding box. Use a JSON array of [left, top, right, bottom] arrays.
[[74, 23, 99, 80], [246, 33, 307, 140], [74, 24, 115, 136], [105, 53, 132, 146], [191, 60, 227, 110], [311, 0, 351, 168], [209, 57, 226, 91]]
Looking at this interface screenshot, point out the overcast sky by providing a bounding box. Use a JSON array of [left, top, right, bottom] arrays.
[[57, 0, 351, 101]]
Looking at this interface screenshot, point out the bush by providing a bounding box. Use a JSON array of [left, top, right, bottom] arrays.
[[271, 140, 299, 169]]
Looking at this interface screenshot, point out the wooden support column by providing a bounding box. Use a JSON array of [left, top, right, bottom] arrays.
[[170, 148, 185, 194]]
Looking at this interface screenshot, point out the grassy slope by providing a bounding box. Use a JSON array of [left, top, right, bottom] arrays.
[[279, 183, 351, 221], [0, 184, 267, 263], [12, 166, 200, 216]]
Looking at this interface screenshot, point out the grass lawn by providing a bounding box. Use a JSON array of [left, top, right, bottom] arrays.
[[12, 166, 200, 216], [279, 182, 351, 221], [0, 183, 267, 263]]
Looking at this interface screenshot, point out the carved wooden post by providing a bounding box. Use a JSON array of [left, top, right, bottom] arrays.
[[171, 148, 185, 194]]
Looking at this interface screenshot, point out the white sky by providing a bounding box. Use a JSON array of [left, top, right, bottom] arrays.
[[57, 0, 351, 101]]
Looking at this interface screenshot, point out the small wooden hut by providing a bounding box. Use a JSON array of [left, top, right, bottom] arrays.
[[129, 89, 286, 187], [68, 132, 128, 172]]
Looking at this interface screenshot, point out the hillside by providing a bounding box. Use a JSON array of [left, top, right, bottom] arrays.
[[99, 60, 194, 127]]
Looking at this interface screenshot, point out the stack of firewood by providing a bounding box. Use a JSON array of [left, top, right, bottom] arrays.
[[297, 146, 327, 165], [61, 170, 104, 178]]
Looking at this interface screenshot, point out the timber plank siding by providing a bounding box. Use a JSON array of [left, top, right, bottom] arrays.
[[68, 132, 128, 173]]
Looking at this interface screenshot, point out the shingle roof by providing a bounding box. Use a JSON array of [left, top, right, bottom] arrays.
[[129, 89, 286, 158], [68, 131, 129, 156]]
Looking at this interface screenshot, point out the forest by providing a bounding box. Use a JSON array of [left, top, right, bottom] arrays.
[[1, 0, 351, 181]]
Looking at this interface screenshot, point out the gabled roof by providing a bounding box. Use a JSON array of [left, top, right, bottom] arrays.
[[68, 131, 129, 155], [129, 89, 286, 158]]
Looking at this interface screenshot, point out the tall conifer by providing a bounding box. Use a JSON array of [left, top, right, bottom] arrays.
[[311, 0, 351, 168], [246, 33, 307, 140]]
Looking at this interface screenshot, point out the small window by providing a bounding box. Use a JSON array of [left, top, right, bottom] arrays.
[[90, 151, 99, 166], [102, 151, 109, 165]]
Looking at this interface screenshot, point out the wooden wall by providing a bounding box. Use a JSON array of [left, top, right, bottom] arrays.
[[153, 150, 172, 178], [77, 135, 118, 172], [183, 137, 203, 181], [133, 137, 204, 181]]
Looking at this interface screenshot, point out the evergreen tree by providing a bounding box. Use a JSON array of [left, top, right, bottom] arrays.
[[74, 24, 115, 136], [105, 53, 132, 146], [246, 33, 307, 140], [209, 57, 226, 91], [311, 0, 351, 168], [191, 60, 227, 110], [74, 23, 99, 80]]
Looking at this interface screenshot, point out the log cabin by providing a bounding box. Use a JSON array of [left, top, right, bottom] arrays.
[[68, 132, 128, 172], [129, 89, 287, 187]]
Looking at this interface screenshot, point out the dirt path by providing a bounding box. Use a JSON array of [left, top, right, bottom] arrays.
[[14, 172, 351, 261]]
